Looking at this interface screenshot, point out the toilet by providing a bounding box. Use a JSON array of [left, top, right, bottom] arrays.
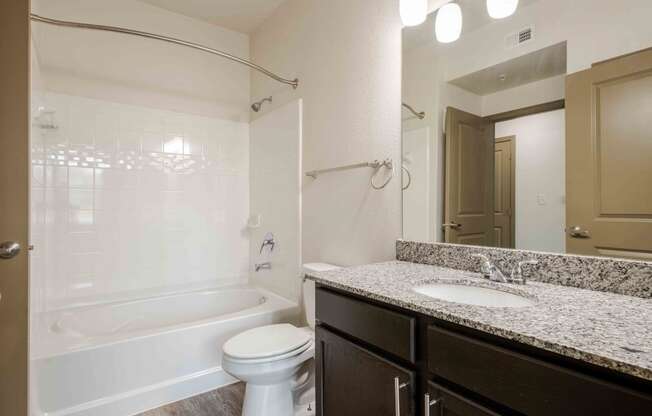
[[222, 263, 340, 416]]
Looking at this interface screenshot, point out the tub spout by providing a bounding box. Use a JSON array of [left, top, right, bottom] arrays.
[[255, 262, 271, 272]]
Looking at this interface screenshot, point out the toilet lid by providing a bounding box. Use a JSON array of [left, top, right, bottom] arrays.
[[223, 324, 312, 359]]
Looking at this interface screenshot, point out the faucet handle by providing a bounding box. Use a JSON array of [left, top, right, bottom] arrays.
[[472, 253, 493, 278], [510, 260, 539, 284], [260, 232, 275, 254]]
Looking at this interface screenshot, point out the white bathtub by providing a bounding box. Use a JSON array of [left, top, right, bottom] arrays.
[[31, 285, 299, 416]]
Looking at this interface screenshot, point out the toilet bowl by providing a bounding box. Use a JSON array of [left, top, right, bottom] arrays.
[[222, 263, 340, 416]]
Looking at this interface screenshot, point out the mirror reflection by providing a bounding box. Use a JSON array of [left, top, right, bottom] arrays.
[[402, 0, 652, 260]]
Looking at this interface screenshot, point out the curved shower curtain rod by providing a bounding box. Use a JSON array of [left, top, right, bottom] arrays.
[[402, 102, 425, 120], [30, 13, 299, 89]]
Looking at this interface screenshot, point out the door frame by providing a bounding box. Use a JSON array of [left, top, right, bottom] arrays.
[[0, 0, 30, 415], [484, 99, 565, 123], [494, 136, 516, 248]]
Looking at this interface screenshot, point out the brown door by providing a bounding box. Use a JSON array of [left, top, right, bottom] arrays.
[[494, 137, 515, 248], [566, 48, 652, 258], [0, 0, 30, 415], [444, 107, 495, 246], [316, 327, 415, 416]]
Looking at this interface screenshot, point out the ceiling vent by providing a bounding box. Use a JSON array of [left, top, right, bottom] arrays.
[[505, 26, 535, 48]]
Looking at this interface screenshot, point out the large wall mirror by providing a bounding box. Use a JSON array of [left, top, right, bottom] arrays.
[[401, 0, 652, 260]]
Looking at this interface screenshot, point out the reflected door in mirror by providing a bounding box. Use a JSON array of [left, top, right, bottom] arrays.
[[566, 48, 652, 259], [444, 107, 495, 246]]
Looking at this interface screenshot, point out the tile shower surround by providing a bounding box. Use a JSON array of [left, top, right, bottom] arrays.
[[396, 240, 652, 298], [30, 93, 250, 310]]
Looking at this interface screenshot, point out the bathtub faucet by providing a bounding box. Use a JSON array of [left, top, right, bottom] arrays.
[[255, 262, 272, 272]]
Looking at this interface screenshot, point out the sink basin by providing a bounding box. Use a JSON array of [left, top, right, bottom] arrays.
[[413, 283, 535, 308]]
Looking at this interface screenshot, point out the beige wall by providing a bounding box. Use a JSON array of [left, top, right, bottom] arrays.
[[496, 110, 566, 253], [481, 75, 565, 117], [250, 0, 402, 266]]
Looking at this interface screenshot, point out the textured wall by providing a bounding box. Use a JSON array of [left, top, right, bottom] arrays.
[[250, 0, 403, 266]]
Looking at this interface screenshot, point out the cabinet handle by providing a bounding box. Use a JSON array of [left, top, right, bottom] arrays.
[[424, 393, 440, 416], [394, 377, 409, 416]]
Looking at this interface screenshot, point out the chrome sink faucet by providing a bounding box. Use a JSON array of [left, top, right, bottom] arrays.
[[473, 254, 508, 283], [472, 254, 538, 285]]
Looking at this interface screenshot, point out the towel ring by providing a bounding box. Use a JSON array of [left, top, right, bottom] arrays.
[[401, 165, 412, 191], [370, 159, 394, 190]]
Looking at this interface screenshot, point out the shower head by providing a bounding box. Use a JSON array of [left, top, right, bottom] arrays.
[[251, 96, 272, 112]]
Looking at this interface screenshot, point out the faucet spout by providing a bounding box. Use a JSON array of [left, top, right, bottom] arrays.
[[255, 262, 272, 272], [472, 254, 508, 283]]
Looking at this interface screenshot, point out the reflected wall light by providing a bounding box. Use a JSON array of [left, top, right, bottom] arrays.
[[487, 0, 519, 19], [400, 0, 428, 27], [435, 2, 462, 43]]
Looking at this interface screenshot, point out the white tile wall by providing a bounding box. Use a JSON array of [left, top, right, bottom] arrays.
[[31, 93, 250, 310]]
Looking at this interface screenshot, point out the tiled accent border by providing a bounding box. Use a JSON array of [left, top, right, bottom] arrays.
[[396, 240, 652, 299]]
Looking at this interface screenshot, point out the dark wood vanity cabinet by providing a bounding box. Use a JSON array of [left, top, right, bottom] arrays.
[[316, 327, 415, 416], [427, 382, 500, 416], [315, 286, 652, 416]]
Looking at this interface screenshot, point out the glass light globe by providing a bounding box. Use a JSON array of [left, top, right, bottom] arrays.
[[435, 3, 463, 43], [487, 0, 519, 19], [400, 0, 428, 27]]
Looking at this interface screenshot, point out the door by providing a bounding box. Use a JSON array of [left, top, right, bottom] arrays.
[[494, 137, 515, 248], [0, 1, 30, 415], [444, 107, 495, 246], [566, 48, 652, 258], [316, 326, 415, 416], [426, 382, 500, 416]]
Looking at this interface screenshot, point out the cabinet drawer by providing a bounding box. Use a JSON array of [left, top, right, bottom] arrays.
[[427, 382, 501, 416], [316, 288, 415, 363], [427, 325, 652, 416]]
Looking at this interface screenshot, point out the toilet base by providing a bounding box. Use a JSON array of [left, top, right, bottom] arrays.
[[242, 382, 293, 416]]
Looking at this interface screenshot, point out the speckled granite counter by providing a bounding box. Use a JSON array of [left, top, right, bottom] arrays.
[[306, 261, 652, 382]]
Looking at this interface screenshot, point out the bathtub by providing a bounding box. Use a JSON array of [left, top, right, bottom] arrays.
[[31, 285, 299, 416]]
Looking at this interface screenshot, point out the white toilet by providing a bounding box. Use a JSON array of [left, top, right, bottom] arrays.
[[222, 263, 340, 416]]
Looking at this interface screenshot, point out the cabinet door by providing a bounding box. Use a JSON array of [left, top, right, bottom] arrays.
[[427, 382, 501, 416], [316, 326, 415, 416]]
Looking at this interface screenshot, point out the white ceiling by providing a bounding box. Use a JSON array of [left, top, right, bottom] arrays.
[[403, 0, 541, 51], [138, 0, 287, 34], [449, 42, 567, 95]]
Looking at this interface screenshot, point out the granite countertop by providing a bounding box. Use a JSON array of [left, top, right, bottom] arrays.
[[307, 261, 652, 382]]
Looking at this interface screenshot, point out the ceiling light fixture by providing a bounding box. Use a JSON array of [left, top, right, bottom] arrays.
[[435, 2, 462, 43], [400, 0, 428, 27], [487, 0, 519, 19]]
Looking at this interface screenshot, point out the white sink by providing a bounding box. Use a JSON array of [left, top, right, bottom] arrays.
[[413, 283, 535, 308]]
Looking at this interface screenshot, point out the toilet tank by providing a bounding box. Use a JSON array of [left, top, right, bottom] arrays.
[[302, 263, 340, 329]]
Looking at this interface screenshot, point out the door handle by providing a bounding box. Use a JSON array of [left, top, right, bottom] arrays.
[[567, 226, 590, 239], [0, 241, 21, 259], [424, 393, 440, 416], [393, 377, 409, 416], [442, 222, 461, 229]]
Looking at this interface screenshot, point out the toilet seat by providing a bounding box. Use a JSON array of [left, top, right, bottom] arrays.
[[224, 339, 313, 364], [223, 324, 312, 362]]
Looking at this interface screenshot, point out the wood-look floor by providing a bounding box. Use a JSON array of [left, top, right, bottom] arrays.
[[138, 383, 245, 416]]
